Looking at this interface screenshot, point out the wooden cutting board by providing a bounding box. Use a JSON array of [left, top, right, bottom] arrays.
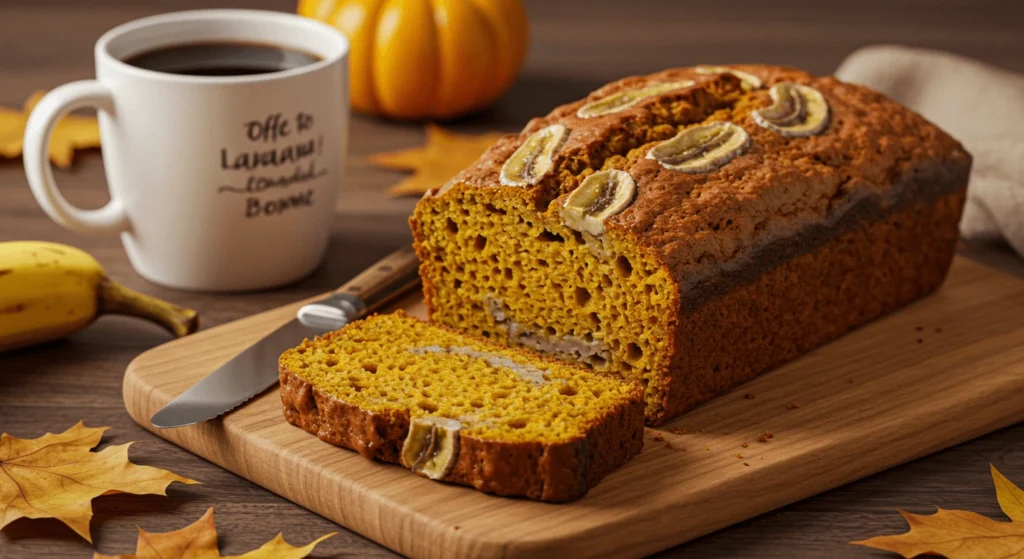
[[123, 256, 1024, 559]]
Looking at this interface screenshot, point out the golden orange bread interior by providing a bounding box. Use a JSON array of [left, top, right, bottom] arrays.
[[414, 190, 674, 411], [279, 311, 641, 443]]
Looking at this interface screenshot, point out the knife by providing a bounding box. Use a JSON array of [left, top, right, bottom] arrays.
[[150, 247, 421, 429]]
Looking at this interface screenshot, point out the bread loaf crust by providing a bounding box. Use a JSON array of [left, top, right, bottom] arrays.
[[655, 189, 966, 422], [444, 65, 971, 291], [281, 364, 645, 502]]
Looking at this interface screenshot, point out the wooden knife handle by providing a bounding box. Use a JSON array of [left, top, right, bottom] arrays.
[[331, 247, 421, 314]]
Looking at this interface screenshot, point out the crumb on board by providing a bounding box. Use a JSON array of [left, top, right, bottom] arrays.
[[916, 338, 924, 344], [735, 453, 743, 459], [704, 446, 710, 451], [786, 402, 800, 409], [743, 393, 756, 400], [741, 442, 749, 448], [758, 432, 774, 443], [669, 427, 685, 435], [743, 462, 751, 467], [664, 442, 673, 449], [653, 433, 665, 442]]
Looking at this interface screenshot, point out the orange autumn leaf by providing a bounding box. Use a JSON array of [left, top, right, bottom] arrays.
[[94, 507, 334, 559], [0, 422, 197, 542], [852, 465, 1024, 558], [368, 124, 505, 197], [0, 90, 101, 168]]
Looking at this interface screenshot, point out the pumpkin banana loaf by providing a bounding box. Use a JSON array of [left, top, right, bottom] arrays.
[[279, 311, 644, 502], [410, 64, 971, 425]]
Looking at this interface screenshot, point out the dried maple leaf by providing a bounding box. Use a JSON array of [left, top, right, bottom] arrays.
[[852, 465, 1024, 558], [0, 422, 197, 542], [368, 124, 505, 197], [94, 507, 334, 559], [0, 90, 101, 168]]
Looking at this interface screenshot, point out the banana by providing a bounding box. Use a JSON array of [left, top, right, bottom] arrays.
[[0, 241, 198, 352]]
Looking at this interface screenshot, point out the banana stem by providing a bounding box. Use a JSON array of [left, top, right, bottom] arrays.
[[97, 278, 199, 338]]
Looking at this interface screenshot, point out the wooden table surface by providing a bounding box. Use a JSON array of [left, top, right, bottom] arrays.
[[1, 1, 1023, 557]]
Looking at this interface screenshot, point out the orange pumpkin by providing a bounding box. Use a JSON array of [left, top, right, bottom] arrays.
[[298, 0, 529, 120]]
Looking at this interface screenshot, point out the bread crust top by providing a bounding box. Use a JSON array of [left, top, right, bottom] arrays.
[[427, 65, 972, 284]]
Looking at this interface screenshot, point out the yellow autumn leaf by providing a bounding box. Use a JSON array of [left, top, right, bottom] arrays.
[[94, 507, 334, 559], [0, 90, 102, 168], [0, 422, 197, 542], [995, 464, 1024, 522], [368, 124, 505, 197], [852, 465, 1024, 558]]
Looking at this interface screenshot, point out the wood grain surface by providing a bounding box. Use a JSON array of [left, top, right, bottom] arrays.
[[121, 257, 1024, 559], [2, 1, 1024, 558]]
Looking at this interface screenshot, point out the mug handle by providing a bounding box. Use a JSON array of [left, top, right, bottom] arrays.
[[24, 81, 129, 234]]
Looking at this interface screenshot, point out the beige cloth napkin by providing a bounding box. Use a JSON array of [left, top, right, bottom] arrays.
[[836, 45, 1024, 256]]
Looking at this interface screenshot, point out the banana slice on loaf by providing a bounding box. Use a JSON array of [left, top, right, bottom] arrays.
[[279, 311, 644, 502]]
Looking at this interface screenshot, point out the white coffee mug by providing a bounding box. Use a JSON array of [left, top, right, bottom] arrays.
[[24, 9, 349, 291]]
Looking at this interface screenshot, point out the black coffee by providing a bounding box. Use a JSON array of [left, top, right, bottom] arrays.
[[124, 42, 321, 77]]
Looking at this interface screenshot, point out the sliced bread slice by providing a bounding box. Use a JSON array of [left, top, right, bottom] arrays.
[[279, 310, 644, 502]]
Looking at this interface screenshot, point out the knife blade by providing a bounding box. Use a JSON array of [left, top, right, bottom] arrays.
[[150, 247, 421, 429]]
